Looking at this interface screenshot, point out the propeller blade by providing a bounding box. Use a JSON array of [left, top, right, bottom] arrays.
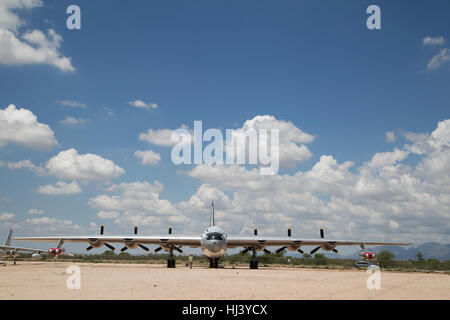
[[320, 228, 324, 239], [100, 225, 104, 235], [263, 249, 271, 254], [86, 246, 93, 251], [332, 248, 339, 253], [168, 227, 172, 235], [310, 246, 321, 255], [276, 246, 287, 254], [297, 248, 304, 255], [154, 247, 162, 253], [134, 226, 138, 235], [120, 247, 128, 252], [241, 247, 250, 254], [104, 243, 115, 251], [173, 246, 183, 253], [139, 244, 150, 252], [287, 228, 292, 237], [254, 228, 258, 236]]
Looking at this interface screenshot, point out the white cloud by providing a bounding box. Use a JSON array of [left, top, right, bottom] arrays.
[[385, 131, 396, 143], [0, 104, 58, 150], [0, 28, 75, 72], [56, 100, 87, 108], [0, 0, 43, 30], [129, 100, 157, 109], [134, 150, 161, 165], [0, 159, 45, 174], [178, 118, 450, 243], [97, 210, 120, 220], [230, 115, 314, 168], [60, 116, 89, 125], [139, 128, 191, 146], [28, 208, 43, 215], [89, 180, 186, 227], [427, 48, 450, 70], [46, 148, 125, 181], [366, 149, 409, 168], [0, 212, 15, 221], [24, 216, 82, 232], [422, 36, 445, 46], [37, 181, 82, 195]]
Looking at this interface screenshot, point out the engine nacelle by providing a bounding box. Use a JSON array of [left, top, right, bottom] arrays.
[[124, 241, 139, 249], [32, 253, 41, 259], [322, 243, 337, 251], [88, 239, 104, 248], [48, 248, 64, 256], [360, 252, 376, 260]]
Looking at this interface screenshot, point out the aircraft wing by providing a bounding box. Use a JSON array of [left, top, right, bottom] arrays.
[[226, 236, 411, 248], [0, 245, 46, 253], [13, 236, 203, 248]]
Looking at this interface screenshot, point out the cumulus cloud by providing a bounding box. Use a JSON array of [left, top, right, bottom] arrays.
[[134, 150, 161, 165], [228, 115, 314, 168], [0, 104, 58, 150], [385, 131, 396, 143], [0, 212, 15, 221], [129, 100, 157, 109], [37, 181, 82, 195], [0, 1, 75, 72], [89, 181, 187, 227], [0, 28, 75, 72], [45, 148, 125, 181], [60, 116, 89, 125], [179, 118, 450, 243], [24, 216, 82, 233], [139, 127, 192, 146], [56, 100, 87, 108], [427, 48, 450, 70], [28, 208, 43, 215], [0, 159, 45, 174], [422, 36, 445, 46], [366, 149, 409, 168]]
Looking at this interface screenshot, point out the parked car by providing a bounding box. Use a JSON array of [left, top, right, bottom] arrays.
[[354, 260, 374, 268]]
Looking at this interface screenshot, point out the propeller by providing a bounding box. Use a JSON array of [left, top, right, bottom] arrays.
[[86, 225, 115, 251], [254, 228, 257, 236], [309, 228, 339, 255], [309, 228, 324, 255], [275, 228, 305, 255], [154, 227, 175, 253], [120, 226, 150, 252]]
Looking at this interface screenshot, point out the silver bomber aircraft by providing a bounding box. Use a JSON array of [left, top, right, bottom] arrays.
[[14, 202, 411, 269], [1, 230, 46, 264]]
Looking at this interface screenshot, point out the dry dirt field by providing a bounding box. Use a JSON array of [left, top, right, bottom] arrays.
[[0, 261, 448, 300]]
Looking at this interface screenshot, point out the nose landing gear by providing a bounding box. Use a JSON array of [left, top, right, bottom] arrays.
[[209, 258, 219, 268]]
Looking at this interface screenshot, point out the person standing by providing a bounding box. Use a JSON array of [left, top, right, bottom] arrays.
[[188, 255, 193, 269]]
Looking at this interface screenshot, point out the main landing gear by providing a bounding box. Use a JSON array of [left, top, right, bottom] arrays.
[[167, 247, 176, 268], [250, 250, 258, 269]]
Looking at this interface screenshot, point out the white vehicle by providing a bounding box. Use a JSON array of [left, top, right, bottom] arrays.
[[14, 202, 411, 269]]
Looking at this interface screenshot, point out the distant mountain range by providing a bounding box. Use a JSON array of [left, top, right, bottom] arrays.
[[299, 242, 450, 261], [345, 242, 450, 261]]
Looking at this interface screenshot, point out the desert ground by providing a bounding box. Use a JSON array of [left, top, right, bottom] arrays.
[[0, 261, 448, 300]]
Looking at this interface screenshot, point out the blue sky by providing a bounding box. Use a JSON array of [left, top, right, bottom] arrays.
[[1, 1, 449, 254]]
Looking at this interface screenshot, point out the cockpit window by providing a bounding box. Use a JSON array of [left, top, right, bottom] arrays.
[[206, 232, 224, 241]]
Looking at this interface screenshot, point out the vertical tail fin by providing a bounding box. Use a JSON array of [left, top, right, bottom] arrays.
[[210, 201, 215, 227], [4, 229, 12, 246]]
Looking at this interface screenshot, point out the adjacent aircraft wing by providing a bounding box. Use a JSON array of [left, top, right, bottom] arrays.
[[0, 245, 46, 253]]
